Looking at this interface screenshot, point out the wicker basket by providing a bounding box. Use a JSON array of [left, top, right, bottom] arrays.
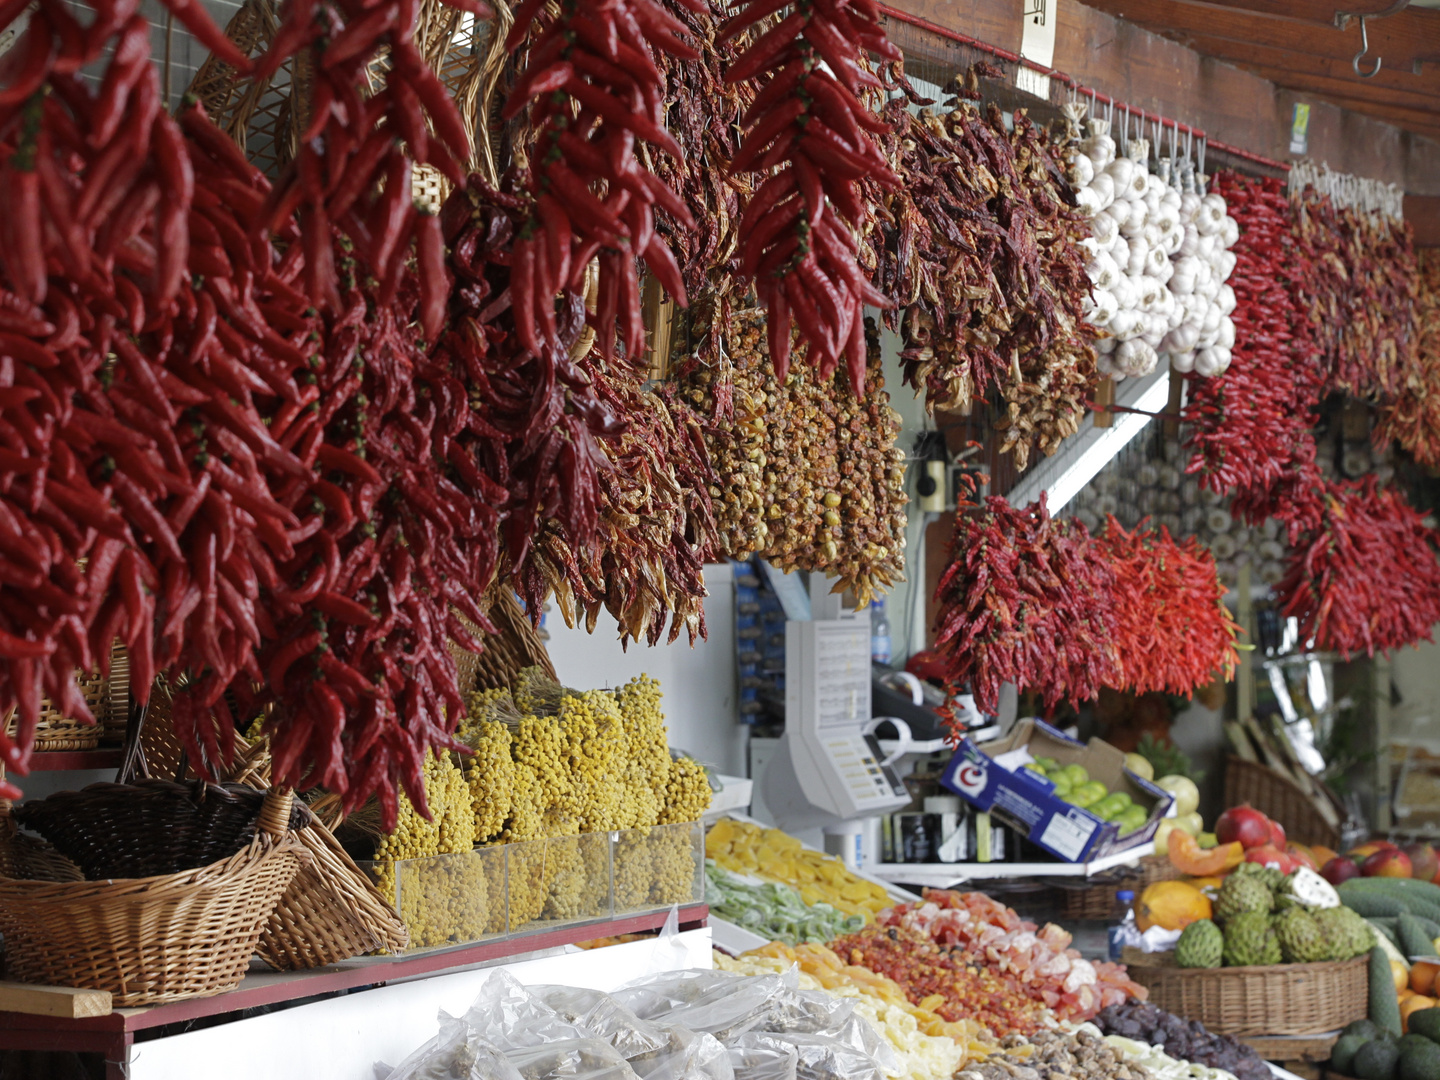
[[1128, 955, 1368, 1036], [4, 654, 126, 752], [1223, 756, 1343, 851], [0, 787, 307, 1005], [1059, 874, 1140, 920], [450, 588, 557, 697], [1140, 852, 1182, 887], [13, 776, 405, 969]]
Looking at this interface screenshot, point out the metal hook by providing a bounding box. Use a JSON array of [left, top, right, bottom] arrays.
[[1352, 15, 1382, 77]]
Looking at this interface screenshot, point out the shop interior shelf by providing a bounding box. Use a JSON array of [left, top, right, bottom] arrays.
[[0, 903, 709, 1067], [869, 842, 1156, 888]]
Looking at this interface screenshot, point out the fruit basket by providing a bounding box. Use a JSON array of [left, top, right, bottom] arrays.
[[1129, 955, 1368, 1036], [1223, 756, 1343, 851]]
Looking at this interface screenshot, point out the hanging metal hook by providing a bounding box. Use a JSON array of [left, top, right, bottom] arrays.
[[1352, 15, 1383, 77]]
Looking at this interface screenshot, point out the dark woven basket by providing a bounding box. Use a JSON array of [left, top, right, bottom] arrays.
[[1223, 756, 1343, 851], [14, 779, 311, 880]]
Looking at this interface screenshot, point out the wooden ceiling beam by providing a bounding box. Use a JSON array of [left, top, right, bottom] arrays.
[[1270, 93, 1440, 137], [1078, 0, 1440, 71], [1168, 0, 1422, 28], [1182, 31, 1440, 97]]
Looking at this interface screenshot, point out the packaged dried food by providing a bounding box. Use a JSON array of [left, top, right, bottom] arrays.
[[613, 970, 794, 1041], [504, 1041, 642, 1080], [728, 1040, 798, 1080], [383, 1017, 526, 1080], [730, 1033, 887, 1080]]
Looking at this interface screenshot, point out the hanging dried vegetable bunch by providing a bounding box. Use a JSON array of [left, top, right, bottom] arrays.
[[721, 0, 901, 390], [1182, 172, 1327, 541], [1378, 250, 1440, 466], [501, 0, 701, 363], [672, 309, 906, 604], [877, 67, 1098, 468], [1093, 519, 1241, 697], [1275, 478, 1440, 659], [931, 496, 1119, 719], [1291, 183, 1417, 400], [645, 0, 756, 300]]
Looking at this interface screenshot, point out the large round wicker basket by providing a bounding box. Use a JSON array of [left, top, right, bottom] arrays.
[[1128, 954, 1368, 1036], [0, 788, 308, 1005]]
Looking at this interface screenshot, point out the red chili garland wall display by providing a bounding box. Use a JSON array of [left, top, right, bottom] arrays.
[[931, 497, 1239, 723]]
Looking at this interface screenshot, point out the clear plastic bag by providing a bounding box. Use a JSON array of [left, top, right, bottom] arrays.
[[763, 988, 853, 1036], [504, 1040, 641, 1080], [383, 1016, 527, 1080], [612, 970, 794, 1041], [528, 984, 734, 1080], [727, 1039, 797, 1080], [730, 1033, 887, 1080], [462, 972, 591, 1050]]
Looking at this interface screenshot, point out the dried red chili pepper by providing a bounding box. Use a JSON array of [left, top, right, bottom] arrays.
[[721, 0, 901, 393]]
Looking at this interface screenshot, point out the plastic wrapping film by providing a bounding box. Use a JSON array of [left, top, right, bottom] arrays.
[[728, 1040, 798, 1080], [612, 970, 797, 1041], [729, 1033, 888, 1080], [382, 1017, 528, 1080]]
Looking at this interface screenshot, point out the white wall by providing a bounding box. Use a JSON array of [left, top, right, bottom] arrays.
[[545, 561, 747, 776]]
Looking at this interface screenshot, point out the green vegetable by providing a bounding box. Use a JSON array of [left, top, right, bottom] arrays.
[[1400, 913, 1440, 959], [1355, 1040, 1401, 1080], [1372, 945, 1404, 1037], [1342, 890, 1409, 919], [1333, 1034, 1368, 1076], [704, 861, 864, 946], [1410, 1008, 1440, 1043], [1344, 1019, 1380, 1041], [1340, 881, 1440, 924], [1401, 1039, 1440, 1080]]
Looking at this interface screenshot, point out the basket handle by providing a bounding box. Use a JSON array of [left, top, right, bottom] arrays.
[[257, 786, 295, 838]]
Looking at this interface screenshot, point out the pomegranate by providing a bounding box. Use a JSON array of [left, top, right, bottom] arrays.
[[1245, 844, 1295, 874], [1216, 805, 1275, 850], [1269, 818, 1287, 849], [1321, 856, 1361, 885]]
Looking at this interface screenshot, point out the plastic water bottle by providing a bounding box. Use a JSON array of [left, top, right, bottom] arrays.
[[1108, 889, 1137, 961], [870, 598, 891, 665]]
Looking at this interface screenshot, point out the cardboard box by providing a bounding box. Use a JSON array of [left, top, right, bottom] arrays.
[[939, 719, 1173, 863]]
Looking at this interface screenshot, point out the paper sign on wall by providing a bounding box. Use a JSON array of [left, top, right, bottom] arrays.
[[1018, 0, 1056, 98]]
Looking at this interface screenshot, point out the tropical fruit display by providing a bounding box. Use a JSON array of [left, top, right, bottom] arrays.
[[1172, 863, 1374, 968]]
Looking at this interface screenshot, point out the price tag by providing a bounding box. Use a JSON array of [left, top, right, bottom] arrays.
[[1040, 811, 1096, 861]]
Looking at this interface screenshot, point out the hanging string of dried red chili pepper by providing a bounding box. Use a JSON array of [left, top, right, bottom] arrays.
[[1093, 518, 1241, 697], [720, 0, 901, 392], [1276, 477, 1440, 659], [500, 0, 701, 364], [1181, 172, 1326, 543]]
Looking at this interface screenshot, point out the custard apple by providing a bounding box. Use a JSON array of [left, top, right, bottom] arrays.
[[1273, 906, 1329, 963], [1215, 871, 1274, 923], [1223, 910, 1282, 966], [1312, 906, 1375, 960], [1232, 861, 1285, 892], [1278, 868, 1340, 910], [1177, 919, 1223, 968]]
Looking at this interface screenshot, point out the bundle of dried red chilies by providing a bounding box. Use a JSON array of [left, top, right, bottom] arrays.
[[932, 496, 1118, 718], [1093, 519, 1241, 697], [502, 0, 700, 362], [1291, 186, 1417, 401], [1378, 251, 1440, 467], [1276, 478, 1440, 659], [721, 0, 901, 391], [874, 69, 1098, 468], [1182, 172, 1326, 541]]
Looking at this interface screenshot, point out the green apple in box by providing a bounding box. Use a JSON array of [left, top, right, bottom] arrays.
[[1117, 805, 1149, 834]]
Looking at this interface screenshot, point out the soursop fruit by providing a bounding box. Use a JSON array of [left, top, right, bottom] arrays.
[[1233, 861, 1285, 892], [1215, 871, 1274, 923], [1223, 910, 1282, 967], [1313, 905, 1375, 960], [1279, 868, 1341, 910], [1177, 919, 1224, 968], [1273, 906, 1329, 963]]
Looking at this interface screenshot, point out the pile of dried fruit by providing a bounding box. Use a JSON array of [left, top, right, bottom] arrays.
[[956, 1028, 1151, 1080], [831, 923, 1052, 1035], [673, 308, 907, 606], [876, 889, 1148, 1023]]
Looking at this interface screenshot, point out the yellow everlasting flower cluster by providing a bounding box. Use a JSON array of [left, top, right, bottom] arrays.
[[706, 818, 891, 921]]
